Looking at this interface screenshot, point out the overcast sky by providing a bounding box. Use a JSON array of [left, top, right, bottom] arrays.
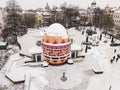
[[0, 0, 120, 10]]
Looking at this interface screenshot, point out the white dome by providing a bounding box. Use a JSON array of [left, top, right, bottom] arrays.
[[45, 23, 68, 38]]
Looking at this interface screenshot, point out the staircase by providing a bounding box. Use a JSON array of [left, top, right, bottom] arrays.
[[30, 76, 87, 90], [30, 77, 49, 90]]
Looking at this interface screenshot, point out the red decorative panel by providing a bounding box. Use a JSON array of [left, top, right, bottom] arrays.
[[41, 38, 71, 64]]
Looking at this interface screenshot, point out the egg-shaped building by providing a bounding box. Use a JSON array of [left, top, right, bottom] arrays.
[[41, 23, 71, 64]]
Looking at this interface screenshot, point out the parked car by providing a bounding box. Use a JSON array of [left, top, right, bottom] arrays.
[[117, 54, 120, 58], [114, 34, 120, 39], [82, 42, 92, 45], [110, 43, 120, 47]]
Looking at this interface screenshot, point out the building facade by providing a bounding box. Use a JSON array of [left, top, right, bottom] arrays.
[[79, 9, 88, 26], [87, 0, 97, 25], [113, 7, 120, 29], [35, 12, 44, 28]]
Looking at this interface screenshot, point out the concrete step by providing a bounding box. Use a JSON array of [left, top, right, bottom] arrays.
[[31, 77, 48, 90]]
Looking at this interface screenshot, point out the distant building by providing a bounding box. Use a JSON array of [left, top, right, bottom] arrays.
[[41, 3, 53, 26], [22, 11, 36, 28], [113, 7, 120, 29], [64, 7, 79, 28], [35, 12, 44, 27], [103, 4, 114, 17], [45, 3, 50, 11], [79, 9, 88, 26], [91, 0, 96, 9], [87, 0, 97, 25], [42, 11, 52, 26], [79, 9, 88, 17], [51, 8, 65, 25]]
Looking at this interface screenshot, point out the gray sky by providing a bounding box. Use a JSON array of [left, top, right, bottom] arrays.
[[0, 0, 120, 10]]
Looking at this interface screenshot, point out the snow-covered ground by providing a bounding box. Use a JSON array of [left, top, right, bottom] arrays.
[[0, 27, 120, 90]]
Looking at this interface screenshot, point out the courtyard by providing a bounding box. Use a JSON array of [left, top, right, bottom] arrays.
[[0, 26, 120, 90]]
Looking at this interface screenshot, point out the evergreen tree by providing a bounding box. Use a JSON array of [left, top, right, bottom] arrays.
[[2, 0, 27, 42]]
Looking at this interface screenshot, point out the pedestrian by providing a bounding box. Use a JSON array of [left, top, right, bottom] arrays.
[[113, 56, 115, 60], [85, 45, 88, 53], [109, 86, 111, 90], [117, 54, 120, 58], [111, 36, 114, 43], [86, 36, 89, 42], [100, 33, 102, 41], [114, 49, 116, 53], [110, 59, 113, 64], [116, 58, 119, 62], [82, 31, 84, 35]]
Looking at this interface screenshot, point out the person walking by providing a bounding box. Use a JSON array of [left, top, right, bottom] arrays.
[[116, 58, 119, 62], [110, 59, 113, 64], [109, 86, 111, 90], [114, 49, 116, 53], [113, 56, 115, 60]]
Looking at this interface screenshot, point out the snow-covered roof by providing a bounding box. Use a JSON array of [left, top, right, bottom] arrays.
[[5, 70, 25, 83], [85, 53, 104, 72], [18, 29, 44, 56], [28, 44, 82, 54], [29, 46, 43, 54], [45, 23, 68, 38], [56, 8, 62, 11], [71, 44, 82, 51], [36, 12, 43, 15], [32, 31, 44, 37], [42, 11, 51, 16], [0, 42, 7, 46], [114, 10, 120, 13]]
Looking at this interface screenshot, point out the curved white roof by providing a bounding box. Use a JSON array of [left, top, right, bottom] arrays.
[[45, 23, 68, 38]]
